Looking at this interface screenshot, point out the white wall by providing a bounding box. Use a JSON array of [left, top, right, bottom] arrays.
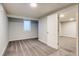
[[0, 4, 8, 55], [9, 19, 38, 41], [60, 21, 77, 38], [38, 14, 58, 49], [38, 17, 47, 44]]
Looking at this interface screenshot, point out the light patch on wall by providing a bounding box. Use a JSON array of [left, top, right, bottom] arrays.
[[24, 21, 31, 31], [69, 18, 74, 21], [60, 14, 64, 18]]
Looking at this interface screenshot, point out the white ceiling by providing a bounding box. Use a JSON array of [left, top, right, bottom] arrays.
[[3, 3, 71, 19]]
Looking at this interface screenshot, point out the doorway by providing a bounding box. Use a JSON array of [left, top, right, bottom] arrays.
[[58, 5, 77, 56]]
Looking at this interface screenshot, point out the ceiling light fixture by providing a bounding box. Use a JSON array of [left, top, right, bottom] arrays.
[[30, 3, 37, 7], [60, 14, 64, 18], [70, 18, 74, 21]]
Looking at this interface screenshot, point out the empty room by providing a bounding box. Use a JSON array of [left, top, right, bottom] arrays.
[[0, 3, 79, 56]]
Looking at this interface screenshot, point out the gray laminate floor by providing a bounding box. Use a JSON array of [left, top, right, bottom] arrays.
[[4, 39, 57, 56], [4, 38, 76, 56], [59, 36, 76, 55]]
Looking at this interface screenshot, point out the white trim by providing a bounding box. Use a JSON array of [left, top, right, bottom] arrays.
[[60, 36, 77, 39], [38, 39, 47, 45], [0, 41, 9, 56], [9, 37, 38, 41], [7, 14, 39, 20]]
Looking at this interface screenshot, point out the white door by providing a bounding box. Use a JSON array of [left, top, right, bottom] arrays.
[[47, 14, 58, 49]]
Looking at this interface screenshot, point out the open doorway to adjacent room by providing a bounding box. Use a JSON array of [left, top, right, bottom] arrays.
[[58, 5, 78, 56]]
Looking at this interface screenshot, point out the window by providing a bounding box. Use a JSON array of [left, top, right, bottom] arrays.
[[24, 21, 31, 31]]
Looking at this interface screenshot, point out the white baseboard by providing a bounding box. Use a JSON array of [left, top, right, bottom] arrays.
[[38, 39, 47, 45], [60, 36, 77, 39], [38, 39, 58, 50], [9, 37, 38, 41], [0, 41, 9, 56]]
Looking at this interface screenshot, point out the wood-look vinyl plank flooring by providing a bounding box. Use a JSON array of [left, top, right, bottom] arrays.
[[4, 38, 76, 56], [4, 39, 56, 56]]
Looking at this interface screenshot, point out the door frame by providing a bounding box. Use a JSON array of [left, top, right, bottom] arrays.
[[57, 5, 78, 56]]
